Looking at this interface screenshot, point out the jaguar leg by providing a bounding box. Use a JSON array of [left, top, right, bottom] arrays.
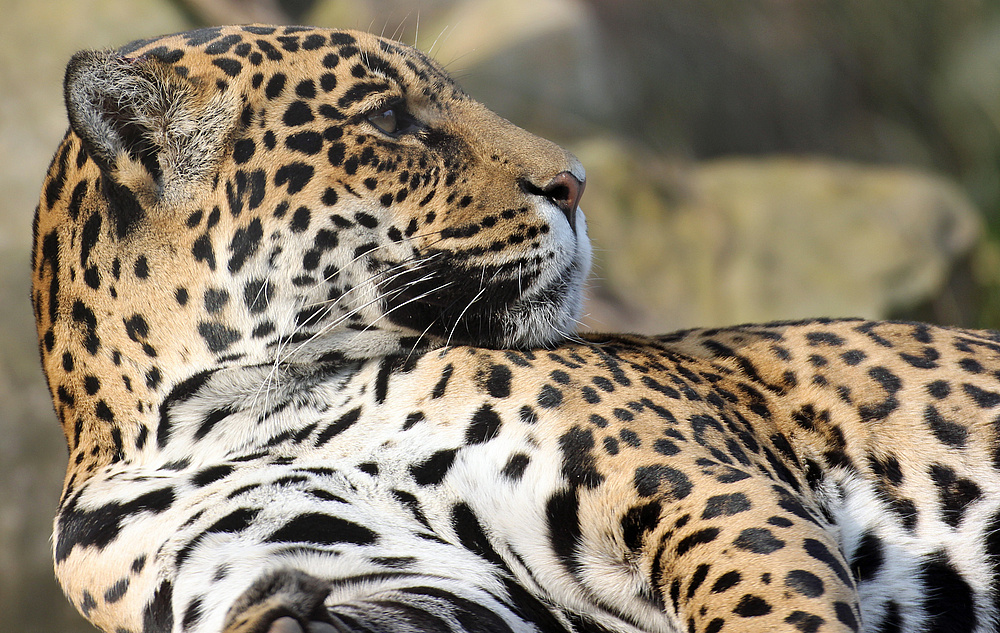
[[643, 478, 863, 633]]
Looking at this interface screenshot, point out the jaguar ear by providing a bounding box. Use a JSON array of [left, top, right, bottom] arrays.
[[63, 49, 239, 204]]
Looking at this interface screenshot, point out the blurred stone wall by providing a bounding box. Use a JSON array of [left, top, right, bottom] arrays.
[[1, 1, 995, 631]]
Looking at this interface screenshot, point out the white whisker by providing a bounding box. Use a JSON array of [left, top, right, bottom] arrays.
[[428, 24, 449, 56], [406, 318, 441, 361], [362, 279, 454, 333], [391, 13, 411, 43], [296, 255, 435, 310], [445, 266, 502, 347], [276, 260, 443, 363]]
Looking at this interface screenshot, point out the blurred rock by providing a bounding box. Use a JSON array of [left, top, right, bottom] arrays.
[[576, 138, 981, 333], [934, 18, 1000, 224]]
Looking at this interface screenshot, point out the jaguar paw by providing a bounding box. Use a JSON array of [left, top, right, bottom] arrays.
[[268, 616, 344, 633], [223, 569, 343, 633]]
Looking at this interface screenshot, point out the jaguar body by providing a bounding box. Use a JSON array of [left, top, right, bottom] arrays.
[[32, 25, 1000, 633]]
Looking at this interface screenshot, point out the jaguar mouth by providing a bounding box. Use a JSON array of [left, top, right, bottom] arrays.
[[377, 253, 544, 347], [378, 251, 583, 348]]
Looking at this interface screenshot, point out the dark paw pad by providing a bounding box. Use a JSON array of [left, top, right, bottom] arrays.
[[224, 570, 342, 633]]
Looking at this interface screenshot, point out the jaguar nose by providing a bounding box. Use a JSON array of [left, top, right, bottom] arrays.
[[522, 171, 586, 232], [541, 171, 585, 232]]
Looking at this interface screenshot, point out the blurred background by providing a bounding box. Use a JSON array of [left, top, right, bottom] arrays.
[[3, 0, 1000, 629]]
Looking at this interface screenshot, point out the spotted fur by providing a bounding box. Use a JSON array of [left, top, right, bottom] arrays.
[[31, 25, 1000, 633]]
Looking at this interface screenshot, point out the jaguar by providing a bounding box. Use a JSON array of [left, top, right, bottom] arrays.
[[32, 24, 1000, 633]]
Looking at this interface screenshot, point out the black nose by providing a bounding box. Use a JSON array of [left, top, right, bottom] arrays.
[[522, 171, 586, 231]]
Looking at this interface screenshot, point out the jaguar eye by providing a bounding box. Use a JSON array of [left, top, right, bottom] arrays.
[[366, 102, 418, 137], [368, 108, 399, 134]]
